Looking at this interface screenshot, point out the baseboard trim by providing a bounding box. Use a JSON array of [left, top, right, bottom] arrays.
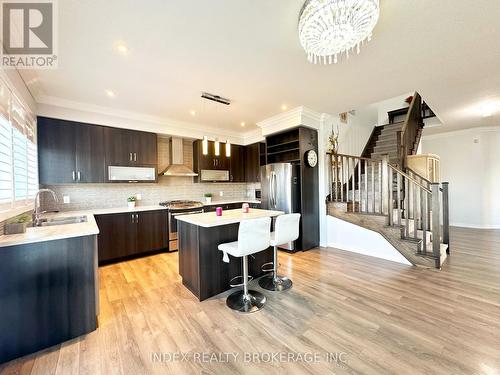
[[450, 223, 500, 229]]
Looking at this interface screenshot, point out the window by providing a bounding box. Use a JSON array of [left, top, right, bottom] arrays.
[[0, 78, 37, 214]]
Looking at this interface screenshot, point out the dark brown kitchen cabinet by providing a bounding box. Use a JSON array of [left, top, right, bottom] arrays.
[[95, 209, 168, 264], [38, 117, 105, 184], [95, 212, 137, 262], [245, 142, 261, 182], [103, 127, 157, 167], [75, 123, 106, 183], [193, 139, 230, 178], [229, 144, 245, 182], [136, 210, 168, 253]]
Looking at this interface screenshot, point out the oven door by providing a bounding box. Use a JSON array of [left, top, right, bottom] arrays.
[[168, 209, 204, 251]]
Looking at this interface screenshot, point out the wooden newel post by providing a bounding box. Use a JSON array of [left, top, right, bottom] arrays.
[[431, 183, 441, 268], [441, 182, 450, 253]]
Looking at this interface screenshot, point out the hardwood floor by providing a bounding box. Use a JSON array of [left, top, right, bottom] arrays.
[[1, 227, 500, 374]]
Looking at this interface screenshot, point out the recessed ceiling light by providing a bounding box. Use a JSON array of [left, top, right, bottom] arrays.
[[114, 42, 128, 54], [240, 122, 246, 127], [281, 104, 288, 111], [479, 103, 497, 117], [190, 110, 196, 116], [105, 89, 115, 98]]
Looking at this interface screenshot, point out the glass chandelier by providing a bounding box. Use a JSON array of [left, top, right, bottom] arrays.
[[298, 0, 380, 65]]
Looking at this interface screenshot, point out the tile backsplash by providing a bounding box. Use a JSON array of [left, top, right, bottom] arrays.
[[42, 179, 260, 212], [41, 137, 260, 212]]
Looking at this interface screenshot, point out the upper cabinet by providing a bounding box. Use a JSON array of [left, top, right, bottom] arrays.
[[38, 117, 105, 184], [37, 117, 158, 184], [193, 139, 230, 172], [244, 142, 266, 183], [229, 144, 245, 182], [193, 140, 265, 183], [103, 127, 157, 166]]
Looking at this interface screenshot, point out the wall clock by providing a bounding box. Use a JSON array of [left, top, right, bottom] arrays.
[[305, 150, 318, 167]]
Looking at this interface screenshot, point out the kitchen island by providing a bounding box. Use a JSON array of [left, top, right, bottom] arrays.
[[177, 208, 283, 301]]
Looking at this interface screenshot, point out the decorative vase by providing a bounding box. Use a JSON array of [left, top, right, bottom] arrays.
[[205, 197, 212, 204], [127, 201, 136, 209], [5, 222, 27, 234]]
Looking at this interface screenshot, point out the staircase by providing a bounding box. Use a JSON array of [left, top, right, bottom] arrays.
[[327, 93, 449, 269], [361, 93, 426, 168]]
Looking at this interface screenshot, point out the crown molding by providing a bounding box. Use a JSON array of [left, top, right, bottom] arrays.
[[242, 128, 265, 145], [256, 106, 329, 136], [36, 95, 258, 144]]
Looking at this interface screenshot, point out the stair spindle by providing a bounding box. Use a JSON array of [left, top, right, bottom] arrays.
[[364, 159, 368, 213], [388, 166, 393, 226], [397, 173, 402, 227], [405, 179, 410, 238], [371, 161, 375, 213], [412, 182, 418, 239]]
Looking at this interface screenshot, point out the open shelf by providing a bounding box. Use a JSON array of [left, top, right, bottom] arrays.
[[266, 139, 299, 150], [267, 147, 300, 156]]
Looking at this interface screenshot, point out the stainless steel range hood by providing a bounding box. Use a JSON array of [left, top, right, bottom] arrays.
[[160, 137, 198, 177]]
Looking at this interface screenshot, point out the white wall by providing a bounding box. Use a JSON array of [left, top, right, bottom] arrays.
[[326, 216, 412, 265], [421, 126, 500, 228], [375, 93, 412, 125], [331, 107, 378, 156]]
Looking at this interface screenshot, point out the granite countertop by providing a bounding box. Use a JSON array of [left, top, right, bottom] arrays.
[[176, 208, 283, 228], [0, 205, 167, 248]]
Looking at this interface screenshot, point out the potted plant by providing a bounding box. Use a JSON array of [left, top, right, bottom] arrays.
[[5, 214, 32, 234], [204, 193, 213, 204], [127, 196, 136, 209]]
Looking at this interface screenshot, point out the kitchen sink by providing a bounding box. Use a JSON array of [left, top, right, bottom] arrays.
[[36, 216, 88, 227]]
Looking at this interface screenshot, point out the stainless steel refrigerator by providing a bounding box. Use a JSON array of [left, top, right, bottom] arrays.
[[260, 163, 301, 250]]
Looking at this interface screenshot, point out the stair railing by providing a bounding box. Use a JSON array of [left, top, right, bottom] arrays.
[[397, 92, 423, 168], [327, 152, 386, 214], [327, 152, 450, 268]]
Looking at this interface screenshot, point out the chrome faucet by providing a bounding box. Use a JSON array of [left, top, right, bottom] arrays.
[[32, 189, 59, 226]]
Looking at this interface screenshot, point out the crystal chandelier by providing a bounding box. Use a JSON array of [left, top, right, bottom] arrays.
[[298, 0, 380, 65]]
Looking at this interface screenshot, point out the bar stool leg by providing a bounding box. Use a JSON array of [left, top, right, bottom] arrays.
[[226, 256, 266, 313], [259, 246, 293, 291]]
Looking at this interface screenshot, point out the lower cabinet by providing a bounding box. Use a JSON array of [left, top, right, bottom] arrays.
[[95, 210, 168, 263]]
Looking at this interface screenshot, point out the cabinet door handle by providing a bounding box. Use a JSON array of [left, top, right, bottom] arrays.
[[129, 152, 133, 161], [77, 171, 81, 181], [136, 214, 139, 223], [72, 171, 76, 181], [134, 153, 137, 162]]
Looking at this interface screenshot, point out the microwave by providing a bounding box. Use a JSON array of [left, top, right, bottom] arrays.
[[199, 169, 229, 182], [108, 166, 156, 182]]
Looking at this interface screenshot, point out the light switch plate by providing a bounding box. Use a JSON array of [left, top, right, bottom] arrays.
[[136, 193, 142, 200], [63, 195, 70, 204], [219, 191, 224, 197]]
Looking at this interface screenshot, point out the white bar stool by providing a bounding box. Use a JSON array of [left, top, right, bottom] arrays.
[[218, 217, 271, 313], [259, 213, 300, 291]]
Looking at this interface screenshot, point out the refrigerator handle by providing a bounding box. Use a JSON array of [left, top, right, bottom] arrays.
[[271, 172, 277, 207], [269, 171, 274, 207]]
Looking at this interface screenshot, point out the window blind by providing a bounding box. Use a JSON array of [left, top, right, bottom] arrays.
[[0, 78, 37, 212], [0, 83, 12, 210]]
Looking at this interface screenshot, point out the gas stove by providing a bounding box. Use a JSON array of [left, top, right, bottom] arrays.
[[159, 200, 204, 210]]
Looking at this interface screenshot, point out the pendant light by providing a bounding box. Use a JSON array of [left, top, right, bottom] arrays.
[[225, 139, 231, 157], [202, 136, 208, 155], [214, 138, 220, 156]]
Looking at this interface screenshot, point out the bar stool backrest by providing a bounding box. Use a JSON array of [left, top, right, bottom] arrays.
[[274, 213, 301, 246], [237, 217, 271, 256]]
